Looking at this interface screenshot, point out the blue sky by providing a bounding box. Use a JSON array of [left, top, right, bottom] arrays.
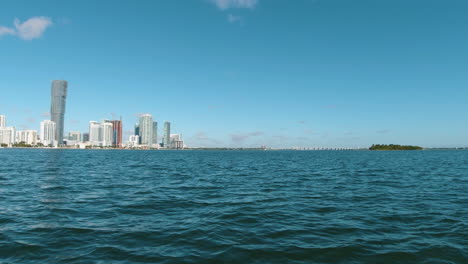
[[1, 0, 467, 148]]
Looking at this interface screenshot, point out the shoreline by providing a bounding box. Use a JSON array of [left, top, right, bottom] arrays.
[[1, 147, 467, 151]]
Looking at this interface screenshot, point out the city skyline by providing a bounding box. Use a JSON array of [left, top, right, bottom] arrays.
[[0, 111, 185, 149], [1, 78, 185, 148], [1, 0, 468, 148]]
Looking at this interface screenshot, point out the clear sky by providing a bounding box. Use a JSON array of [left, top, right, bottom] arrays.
[[1, 0, 467, 148]]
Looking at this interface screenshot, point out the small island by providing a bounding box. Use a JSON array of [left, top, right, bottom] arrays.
[[369, 144, 423, 151]]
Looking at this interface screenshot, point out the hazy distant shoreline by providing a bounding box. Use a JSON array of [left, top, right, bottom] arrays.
[[1, 147, 466, 151]]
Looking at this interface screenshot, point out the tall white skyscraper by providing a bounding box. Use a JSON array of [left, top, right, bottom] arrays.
[[139, 114, 153, 146], [101, 121, 114, 147], [40, 120, 56, 147], [0, 115, 14, 146], [16, 130, 38, 145], [89, 121, 102, 146], [0, 127, 15, 146], [0, 115, 6, 128]]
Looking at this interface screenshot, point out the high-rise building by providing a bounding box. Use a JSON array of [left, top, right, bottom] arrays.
[[134, 123, 140, 136], [106, 119, 122, 148], [89, 121, 102, 146], [16, 130, 37, 145], [82, 133, 90, 142], [139, 114, 153, 146], [134, 123, 140, 144], [0, 115, 14, 146], [68, 131, 81, 142], [0, 115, 6, 128], [170, 134, 184, 149], [0, 127, 15, 146], [50, 80, 68, 145], [102, 121, 114, 147], [152, 121, 158, 147], [163, 121, 171, 148], [40, 120, 56, 147]]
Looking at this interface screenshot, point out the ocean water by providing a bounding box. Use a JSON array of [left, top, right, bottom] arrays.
[[0, 149, 466, 264]]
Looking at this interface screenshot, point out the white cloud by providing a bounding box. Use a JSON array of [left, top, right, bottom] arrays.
[[14, 17, 53, 40], [0, 26, 15, 36], [227, 14, 243, 23], [0, 16, 52, 40], [211, 0, 258, 10]]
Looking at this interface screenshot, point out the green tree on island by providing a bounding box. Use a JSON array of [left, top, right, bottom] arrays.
[[370, 144, 423, 150]]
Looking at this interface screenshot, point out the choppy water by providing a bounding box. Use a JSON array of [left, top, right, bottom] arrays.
[[0, 149, 466, 263]]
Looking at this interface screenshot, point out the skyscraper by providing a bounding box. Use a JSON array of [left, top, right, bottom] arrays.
[[0, 115, 15, 146], [101, 121, 114, 147], [50, 80, 68, 145], [82, 133, 90, 142], [139, 114, 153, 146], [89, 121, 102, 146], [0, 127, 15, 146], [106, 118, 122, 148], [134, 123, 140, 144], [152, 121, 158, 147], [0, 115, 5, 128], [134, 123, 139, 136], [163, 121, 171, 148], [40, 120, 56, 147]]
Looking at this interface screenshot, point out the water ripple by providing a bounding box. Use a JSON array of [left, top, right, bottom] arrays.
[[0, 149, 466, 263]]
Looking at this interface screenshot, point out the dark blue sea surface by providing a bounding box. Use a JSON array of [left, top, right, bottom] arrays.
[[0, 149, 466, 263]]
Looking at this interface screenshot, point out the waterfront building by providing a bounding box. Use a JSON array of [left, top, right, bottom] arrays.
[[66, 131, 81, 146], [134, 123, 141, 144], [68, 131, 81, 142], [106, 119, 122, 148], [50, 80, 68, 145], [170, 134, 184, 149], [163, 121, 171, 148], [134, 123, 140, 137], [0, 126, 16, 146], [15, 130, 37, 145], [128, 135, 140, 147], [40, 120, 56, 147], [0, 115, 5, 128], [152, 121, 158, 148], [82, 133, 89, 142], [77, 142, 90, 149], [102, 121, 114, 147], [89, 121, 102, 146], [139, 114, 153, 146]]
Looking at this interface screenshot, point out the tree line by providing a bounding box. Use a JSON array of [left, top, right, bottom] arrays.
[[369, 144, 423, 150]]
